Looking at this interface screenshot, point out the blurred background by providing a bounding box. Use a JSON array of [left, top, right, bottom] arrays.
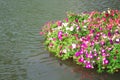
[[0, 0, 120, 80]]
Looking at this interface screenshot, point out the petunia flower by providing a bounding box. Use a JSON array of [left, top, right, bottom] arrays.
[[75, 52, 80, 57], [58, 31, 63, 40], [108, 31, 112, 37], [65, 18, 69, 22], [57, 21, 62, 26], [101, 49, 106, 53], [103, 59, 109, 64], [78, 57, 84, 62], [115, 38, 120, 43], [79, 49, 84, 54], [94, 52, 98, 56], [81, 43, 88, 49], [91, 41, 94, 46], [102, 34, 107, 38], [63, 49, 67, 53], [70, 26, 74, 31], [72, 43, 76, 49], [102, 53, 106, 56], [39, 32, 44, 35], [49, 42, 53, 47], [62, 22, 68, 27], [75, 19, 78, 23], [52, 38, 56, 41], [85, 63, 93, 69], [109, 39, 113, 44], [100, 41, 105, 46], [76, 26, 80, 30]]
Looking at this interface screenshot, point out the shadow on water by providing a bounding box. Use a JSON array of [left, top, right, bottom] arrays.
[[49, 53, 120, 80]]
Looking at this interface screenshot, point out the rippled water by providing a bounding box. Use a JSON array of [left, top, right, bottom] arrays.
[[0, 0, 120, 80]]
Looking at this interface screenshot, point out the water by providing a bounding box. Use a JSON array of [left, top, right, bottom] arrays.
[[0, 0, 120, 80]]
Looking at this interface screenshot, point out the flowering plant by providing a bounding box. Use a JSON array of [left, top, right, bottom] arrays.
[[40, 9, 120, 73]]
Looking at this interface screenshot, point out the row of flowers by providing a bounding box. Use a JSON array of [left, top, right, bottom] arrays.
[[40, 9, 120, 73]]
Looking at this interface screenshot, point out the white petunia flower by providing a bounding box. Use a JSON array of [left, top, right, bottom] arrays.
[[63, 49, 67, 53], [116, 38, 119, 42], [112, 35, 116, 40], [48, 32, 51, 36], [48, 38, 52, 40], [102, 34, 107, 38], [72, 23, 77, 26], [72, 43, 76, 49], [76, 26, 80, 30], [58, 26, 62, 30], [83, 26, 87, 28], [70, 26, 74, 31], [62, 23, 68, 27], [66, 27, 70, 30]]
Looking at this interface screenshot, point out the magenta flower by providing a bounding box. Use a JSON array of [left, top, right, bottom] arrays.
[[108, 31, 112, 37], [102, 17, 106, 22], [90, 29, 95, 34], [90, 41, 94, 46], [58, 31, 63, 40], [86, 53, 89, 58], [75, 19, 78, 23], [75, 52, 80, 57], [100, 41, 105, 46], [99, 27, 103, 31], [86, 52, 93, 59], [52, 38, 56, 41], [57, 21, 62, 26], [79, 49, 84, 54], [78, 57, 84, 62], [103, 59, 109, 64], [49, 42, 53, 47], [109, 39, 113, 44], [85, 63, 92, 69], [39, 32, 44, 35], [94, 53, 98, 57], [86, 35, 91, 41], [65, 18, 68, 22], [101, 49, 106, 53], [81, 43, 87, 48], [77, 26, 80, 30], [102, 53, 106, 56]]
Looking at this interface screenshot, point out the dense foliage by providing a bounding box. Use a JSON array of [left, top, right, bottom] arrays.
[[40, 9, 120, 73]]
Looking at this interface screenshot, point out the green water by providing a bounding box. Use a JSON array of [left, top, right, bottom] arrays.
[[0, 0, 120, 80]]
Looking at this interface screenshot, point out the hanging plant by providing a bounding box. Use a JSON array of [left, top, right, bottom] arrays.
[[40, 9, 120, 73]]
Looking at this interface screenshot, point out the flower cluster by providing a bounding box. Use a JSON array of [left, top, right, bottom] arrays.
[[40, 9, 120, 73]]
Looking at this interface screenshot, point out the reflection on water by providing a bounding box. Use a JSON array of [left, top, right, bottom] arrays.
[[0, 0, 120, 80]]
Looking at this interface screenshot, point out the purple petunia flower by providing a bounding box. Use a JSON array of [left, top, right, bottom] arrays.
[[78, 57, 84, 62], [85, 63, 93, 69], [109, 39, 113, 44], [91, 41, 94, 46], [58, 31, 63, 40], [79, 49, 84, 55], [65, 18, 68, 22], [100, 41, 105, 46], [81, 43, 87, 48], [103, 59, 109, 64], [75, 19, 78, 23], [94, 53, 98, 56], [108, 31, 112, 37], [57, 21, 62, 26], [101, 49, 106, 53], [75, 52, 80, 57], [102, 53, 106, 56]]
